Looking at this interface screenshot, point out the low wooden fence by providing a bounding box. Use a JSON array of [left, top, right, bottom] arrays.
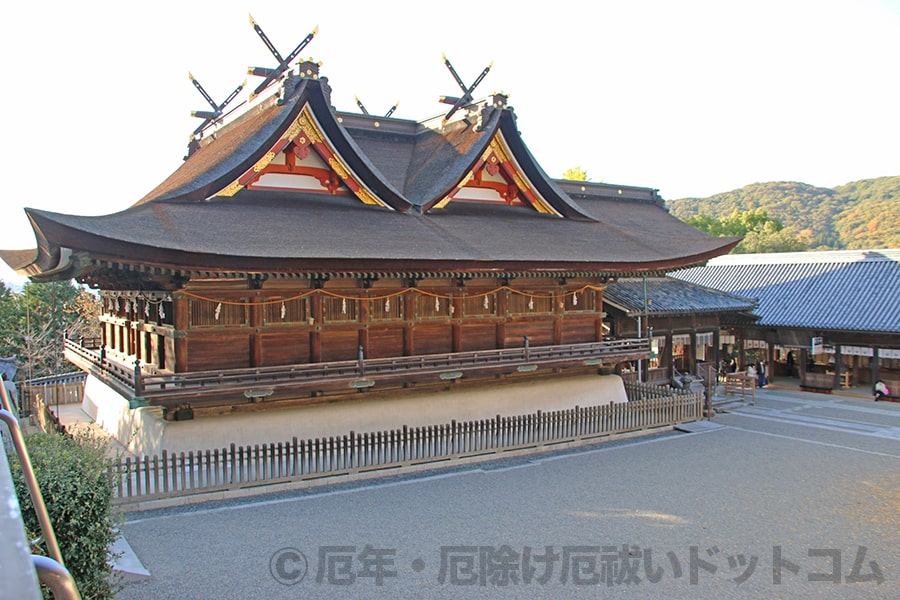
[[109, 392, 703, 505], [723, 373, 756, 404], [16, 372, 86, 417]]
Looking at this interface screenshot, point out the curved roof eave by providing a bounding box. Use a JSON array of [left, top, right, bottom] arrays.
[[3, 210, 76, 280], [416, 108, 505, 212], [14, 200, 741, 281], [495, 112, 596, 221], [305, 83, 414, 212], [133, 79, 315, 205]]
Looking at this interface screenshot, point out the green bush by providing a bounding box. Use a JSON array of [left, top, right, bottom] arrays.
[[11, 428, 121, 599]]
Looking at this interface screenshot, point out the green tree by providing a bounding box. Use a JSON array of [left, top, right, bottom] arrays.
[[0, 280, 100, 380], [685, 208, 808, 254], [667, 176, 900, 251]]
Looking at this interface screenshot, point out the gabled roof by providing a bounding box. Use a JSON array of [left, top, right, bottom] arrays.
[[604, 277, 757, 317], [672, 249, 900, 334], [4, 64, 739, 284]]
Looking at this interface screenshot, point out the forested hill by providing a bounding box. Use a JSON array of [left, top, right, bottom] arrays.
[[666, 176, 900, 250]]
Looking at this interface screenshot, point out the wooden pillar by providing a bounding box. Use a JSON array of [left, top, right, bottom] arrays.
[[359, 292, 370, 357], [871, 348, 880, 384], [450, 293, 462, 352], [149, 333, 160, 369], [687, 332, 696, 375], [101, 318, 108, 350], [713, 329, 721, 371], [164, 333, 176, 371], [310, 292, 322, 363], [595, 289, 605, 342], [665, 332, 674, 382], [495, 289, 508, 349], [173, 295, 189, 373], [553, 290, 563, 345], [126, 320, 135, 357], [403, 292, 415, 356], [833, 344, 843, 389], [249, 302, 262, 367]]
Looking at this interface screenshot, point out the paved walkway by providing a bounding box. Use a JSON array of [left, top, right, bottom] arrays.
[[113, 383, 900, 599]]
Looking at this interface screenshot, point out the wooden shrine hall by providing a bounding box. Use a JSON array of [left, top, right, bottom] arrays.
[[2, 25, 738, 421]]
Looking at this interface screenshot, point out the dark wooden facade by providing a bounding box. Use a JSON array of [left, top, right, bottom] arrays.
[[97, 276, 609, 375], [603, 277, 757, 385]]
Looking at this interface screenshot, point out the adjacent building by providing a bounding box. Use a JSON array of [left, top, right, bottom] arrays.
[[674, 249, 900, 391]]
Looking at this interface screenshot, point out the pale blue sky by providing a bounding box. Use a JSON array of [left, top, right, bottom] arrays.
[[2, 1, 898, 285]]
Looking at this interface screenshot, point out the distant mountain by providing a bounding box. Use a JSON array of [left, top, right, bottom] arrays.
[[666, 176, 900, 250]]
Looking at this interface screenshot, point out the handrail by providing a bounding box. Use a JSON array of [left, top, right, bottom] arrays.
[[31, 555, 81, 600], [22, 372, 87, 387], [1, 384, 74, 594], [137, 340, 650, 396], [64, 336, 650, 402]]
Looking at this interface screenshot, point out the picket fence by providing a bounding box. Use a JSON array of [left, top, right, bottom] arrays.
[[110, 389, 702, 504]]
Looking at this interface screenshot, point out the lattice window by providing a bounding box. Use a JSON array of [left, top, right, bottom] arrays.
[[189, 299, 248, 327], [564, 289, 597, 312], [507, 292, 552, 315], [415, 293, 453, 319], [370, 296, 404, 321], [462, 293, 496, 317], [263, 297, 309, 324], [323, 295, 359, 323]]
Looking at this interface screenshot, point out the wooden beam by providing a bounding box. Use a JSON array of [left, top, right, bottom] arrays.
[[174, 296, 189, 372]]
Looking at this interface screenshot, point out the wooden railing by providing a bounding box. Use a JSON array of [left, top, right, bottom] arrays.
[[15, 372, 87, 418], [723, 373, 756, 404], [63, 338, 136, 399], [65, 337, 651, 407], [109, 392, 702, 504], [624, 380, 695, 401]]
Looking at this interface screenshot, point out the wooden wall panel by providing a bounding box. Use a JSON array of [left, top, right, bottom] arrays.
[[260, 331, 310, 366], [368, 327, 404, 359], [320, 329, 360, 362], [561, 318, 597, 344], [504, 320, 554, 347], [186, 330, 252, 371], [460, 322, 497, 352], [414, 324, 453, 355]]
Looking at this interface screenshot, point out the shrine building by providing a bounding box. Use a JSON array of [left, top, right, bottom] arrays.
[[2, 27, 738, 442]]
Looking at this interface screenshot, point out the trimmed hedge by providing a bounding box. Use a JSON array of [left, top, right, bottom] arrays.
[[11, 429, 120, 599]]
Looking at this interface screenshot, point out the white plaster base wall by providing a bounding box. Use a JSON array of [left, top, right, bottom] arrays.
[[81, 375, 166, 456], [83, 373, 627, 456]]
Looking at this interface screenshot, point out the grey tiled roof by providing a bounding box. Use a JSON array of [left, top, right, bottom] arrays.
[[673, 250, 900, 334], [604, 277, 757, 316]]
